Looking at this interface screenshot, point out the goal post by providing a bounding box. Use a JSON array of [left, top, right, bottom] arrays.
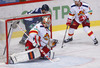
[[0, 14, 52, 64]]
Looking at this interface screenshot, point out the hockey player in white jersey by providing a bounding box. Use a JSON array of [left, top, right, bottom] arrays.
[[9, 17, 58, 64], [25, 16, 58, 58], [64, 0, 98, 45]]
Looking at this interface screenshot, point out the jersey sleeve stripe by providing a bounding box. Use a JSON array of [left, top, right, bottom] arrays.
[[69, 13, 75, 16], [88, 10, 93, 15], [29, 30, 38, 35], [38, 36, 41, 47]]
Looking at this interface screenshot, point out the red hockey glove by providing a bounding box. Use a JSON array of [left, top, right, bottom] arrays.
[[79, 15, 87, 22], [66, 18, 72, 26]]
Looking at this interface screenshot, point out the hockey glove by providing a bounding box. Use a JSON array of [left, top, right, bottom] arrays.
[[66, 18, 72, 26], [79, 15, 87, 22], [50, 39, 58, 48]]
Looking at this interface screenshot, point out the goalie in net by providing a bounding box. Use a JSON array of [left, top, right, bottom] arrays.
[[9, 17, 58, 64]]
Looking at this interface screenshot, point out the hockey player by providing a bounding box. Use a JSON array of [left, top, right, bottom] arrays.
[[64, 0, 98, 45], [25, 16, 58, 58], [9, 17, 58, 64], [19, 4, 50, 45]]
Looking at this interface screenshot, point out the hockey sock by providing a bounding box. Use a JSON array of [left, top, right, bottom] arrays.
[[68, 28, 75, 38], [83, 26, 95, 40]]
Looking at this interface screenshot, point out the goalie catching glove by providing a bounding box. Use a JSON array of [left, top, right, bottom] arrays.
[[49, 39, 58, 48]]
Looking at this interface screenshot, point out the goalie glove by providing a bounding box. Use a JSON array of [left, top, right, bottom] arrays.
[[50, 39, 58, 48], [79, 15, 87, 22]]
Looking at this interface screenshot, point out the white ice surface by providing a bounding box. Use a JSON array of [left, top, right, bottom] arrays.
[[0, 26, 100, 68]]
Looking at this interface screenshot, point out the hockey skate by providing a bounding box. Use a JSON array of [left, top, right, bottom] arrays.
[[93, 38, 98, 45], [64, 37, 73, 43]]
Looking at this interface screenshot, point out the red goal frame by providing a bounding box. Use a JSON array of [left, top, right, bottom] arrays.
[[4, 14, 52, 64]]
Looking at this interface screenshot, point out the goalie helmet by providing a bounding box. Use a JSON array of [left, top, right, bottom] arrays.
[[42, 17, 51, 27], [41, 4, 49, 11]]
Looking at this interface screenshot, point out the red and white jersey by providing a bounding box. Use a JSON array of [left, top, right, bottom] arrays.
[[28, 23, 50, 47], [68, 2, 92, 24]]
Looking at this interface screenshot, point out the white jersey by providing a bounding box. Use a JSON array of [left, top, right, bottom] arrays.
[[28, 23, 50, 47], [68, 2, 92, 24]]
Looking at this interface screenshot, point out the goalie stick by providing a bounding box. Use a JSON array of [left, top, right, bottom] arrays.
[[61, 25, 68, 48], [17, 24, 60, 62]]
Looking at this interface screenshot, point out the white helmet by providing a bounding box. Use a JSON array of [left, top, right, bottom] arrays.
[[42, 17, 51, 27]]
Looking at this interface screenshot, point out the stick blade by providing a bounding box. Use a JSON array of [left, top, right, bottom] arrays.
[[61, 46, 63, 48], [51, 58, 60, 62]]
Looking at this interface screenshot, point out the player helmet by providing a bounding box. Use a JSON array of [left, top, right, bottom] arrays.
[[41, 4, 49, 11], [42, 17, 51, 27]]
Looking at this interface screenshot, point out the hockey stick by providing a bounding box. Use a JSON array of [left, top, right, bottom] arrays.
[[17, 24, 60, 62], [61, 25, 68, 48], [3, 24, 13, 55]]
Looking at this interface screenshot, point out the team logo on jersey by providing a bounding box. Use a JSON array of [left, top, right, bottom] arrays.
[[78, 10, 85, 16], [43, 33, 50, 40]]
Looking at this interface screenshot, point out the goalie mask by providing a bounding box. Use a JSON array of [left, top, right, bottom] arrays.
[[42, 17, 51, 28]]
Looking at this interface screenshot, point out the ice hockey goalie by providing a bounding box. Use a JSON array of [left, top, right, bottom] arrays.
[[9, 17, 58, 64]]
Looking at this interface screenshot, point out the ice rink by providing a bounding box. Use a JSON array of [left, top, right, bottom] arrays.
[[0, 26, 100, 68]]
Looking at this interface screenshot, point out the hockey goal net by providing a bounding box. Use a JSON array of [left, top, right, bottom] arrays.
[[0, 14, 52, 64]]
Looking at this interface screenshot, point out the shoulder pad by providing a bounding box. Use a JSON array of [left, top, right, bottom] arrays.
[[32, 8, 42, 14], [82, 2, 89, 8], [71, 5, 76, 8], [71, 3, 76, 8]]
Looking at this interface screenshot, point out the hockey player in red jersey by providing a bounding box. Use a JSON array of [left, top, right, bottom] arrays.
[[64, 0, 98, 45]]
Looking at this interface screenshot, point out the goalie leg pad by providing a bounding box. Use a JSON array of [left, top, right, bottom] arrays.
[[9, 48, 40, 64], [48, 50, 55, 59]]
